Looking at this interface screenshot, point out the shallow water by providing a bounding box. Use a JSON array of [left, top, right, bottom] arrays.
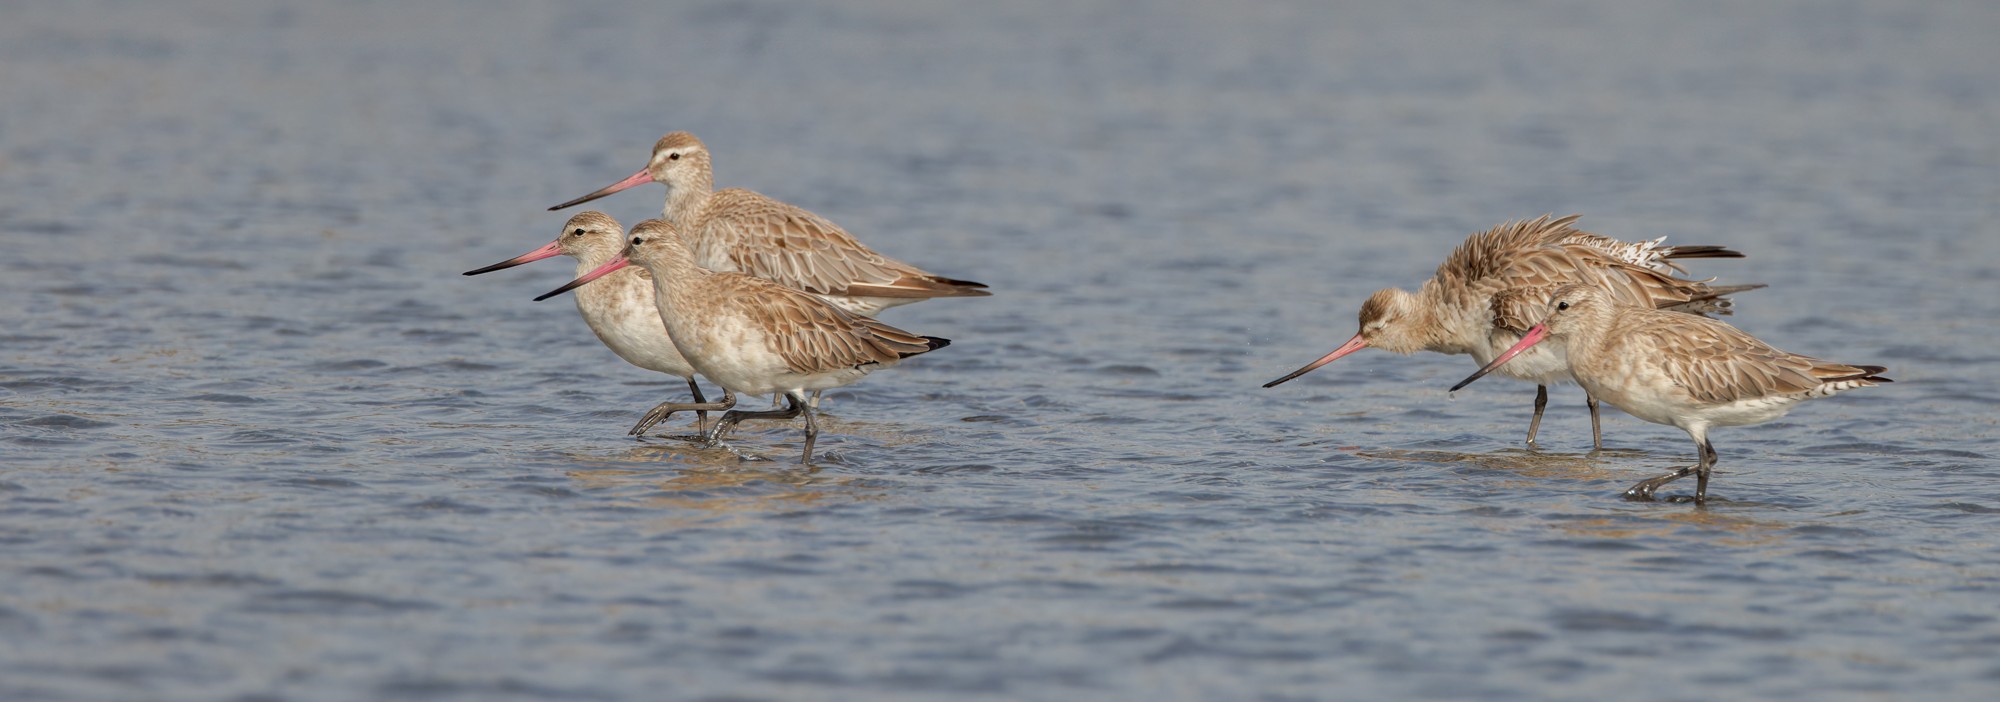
[[3, 1, 1998, 700]]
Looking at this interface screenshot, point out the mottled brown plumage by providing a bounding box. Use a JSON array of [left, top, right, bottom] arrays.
[[702, 269, 942, 376], [1452, 284, 1889, 503], [551, 131, 988, 316], [1435, 214, 1750, 332], [687, 188, 990, 307], [463, 211, 718, 437], [1266, 214, 1762, 449], [535, 218, 950, 462], [1609, 309, 1889, 405]]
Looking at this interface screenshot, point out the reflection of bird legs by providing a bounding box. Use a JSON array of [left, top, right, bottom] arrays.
[[714, 393, 819, 462], [631, 388, 737, 440], [1623, 437, 1717, 504]]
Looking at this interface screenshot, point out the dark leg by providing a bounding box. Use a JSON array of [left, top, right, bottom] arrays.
[[688, 379, 710, 432], [795, 392, 819, 462], [1525, 385, 1549, 448], [1586, 394, 1603, 451], [1624, 434, 1717, 503], [1624, 466, 1695, 501], [1693, 438, 1717, 505], [630, 391, 737, 438], [706, 394, 805, 446]]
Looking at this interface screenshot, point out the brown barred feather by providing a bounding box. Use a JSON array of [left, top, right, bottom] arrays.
[[1606, 307, 1888, 404], [694, 189, 989, 300], [725, 275, 943, 374], [1449, 215, 1762, 333]]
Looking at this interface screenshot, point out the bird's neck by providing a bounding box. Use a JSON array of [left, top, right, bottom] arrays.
[[637, 240, 711, 302], [661, 170, 715, 224], [1410, 283, 1468, 353], [569, 247, 620, 277], [1557, 312, 1619, 366]]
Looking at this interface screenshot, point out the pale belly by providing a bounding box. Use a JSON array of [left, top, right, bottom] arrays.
[[578, 275, 696, 379], [1576, 361, 1801, 431], [664, 311, 875, 398], [587, 316, 695, 378]]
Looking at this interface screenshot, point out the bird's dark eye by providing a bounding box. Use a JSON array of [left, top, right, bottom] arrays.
[[1557, 301, 1571, 311], [571, 228, 584, 237], [668, 153, 681, 161], [631, 237, 645, 245]]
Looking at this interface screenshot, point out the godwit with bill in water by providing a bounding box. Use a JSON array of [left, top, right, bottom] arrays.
[[536, 219, 951, 462], [547, 131, 989, 317], [463, 212, 716, 438], [1263, 214, 1762, 449], [1450, 283, 1891, 504]]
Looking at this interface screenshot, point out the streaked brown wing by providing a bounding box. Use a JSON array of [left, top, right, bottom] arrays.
[[1435, 214, 1585, 287], [734, 276, 938, 374], [1625, 313, 1831, 404], [697, 189, 973, 299], [1448, 215, 1738, 330]]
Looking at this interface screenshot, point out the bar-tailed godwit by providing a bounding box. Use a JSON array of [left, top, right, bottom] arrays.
[[1450, 283, 1890, 503], [1264, 215, 1762, 449], [548, 131, 988, 317], [535, 219, 950, 462], [464, 212, 722, 437]]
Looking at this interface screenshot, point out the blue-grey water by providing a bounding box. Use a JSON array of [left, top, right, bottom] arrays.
[[3, 1, 1998, 700]]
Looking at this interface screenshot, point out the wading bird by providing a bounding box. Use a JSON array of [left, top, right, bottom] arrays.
[[1450, 284, 1889, 503], [537, 219, 950, 462], [464, 212, 712, 437], [549, 131, 988, 317], [1265, 214, 1761, 449]]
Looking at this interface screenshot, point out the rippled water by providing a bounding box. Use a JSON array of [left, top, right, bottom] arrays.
[[4, 1, 1998, 699]]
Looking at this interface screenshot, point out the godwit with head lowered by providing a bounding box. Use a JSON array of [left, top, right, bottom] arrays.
[[548, 131, 989, 317], [536, 219, 950, 462], [464, 212, 721, 437], [1263, 214, 1762, 449], [1450, 283, 1890, 504]]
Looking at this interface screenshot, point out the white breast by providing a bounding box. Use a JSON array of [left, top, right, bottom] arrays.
[[576, 270, 695, 379]]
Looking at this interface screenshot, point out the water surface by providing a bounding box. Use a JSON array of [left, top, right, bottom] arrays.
[[2, 1, 1998, 700]]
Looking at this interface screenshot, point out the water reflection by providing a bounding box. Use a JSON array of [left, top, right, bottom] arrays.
[[5, 0, 1995, 697], [1363, 446, 1629, 483], [1549, 511, 1790, 547], [563, 441, 879, 527], [1363, 446, 1794, 544]]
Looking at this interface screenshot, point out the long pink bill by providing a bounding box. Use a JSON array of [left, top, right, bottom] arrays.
[[1263, 334, 1369, 388], [462, 240, 563, 276], [548, 169, 653, 211], [535, 254, 631, 301], [1449, 324, 1550, 392]]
